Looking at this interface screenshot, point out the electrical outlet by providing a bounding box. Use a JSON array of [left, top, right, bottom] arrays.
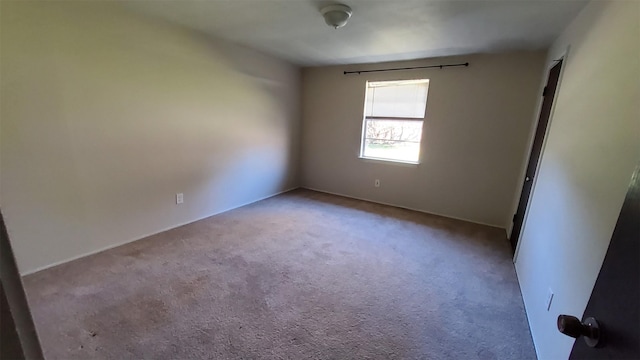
[[374, 179, 380, 187], [176, 193, 184, 204], [545, 288, 554, 311]]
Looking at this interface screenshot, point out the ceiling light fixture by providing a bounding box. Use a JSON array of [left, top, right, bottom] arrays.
[[320, 4, 352, 29]]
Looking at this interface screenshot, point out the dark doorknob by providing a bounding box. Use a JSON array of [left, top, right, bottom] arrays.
[[557, 315, 602, 348]]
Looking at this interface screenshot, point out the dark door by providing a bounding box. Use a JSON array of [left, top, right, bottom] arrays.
[[510, 60, 563, 251], [568, 165, 639, 359]]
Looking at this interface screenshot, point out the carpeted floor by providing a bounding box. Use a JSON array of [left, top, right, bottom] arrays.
[[23, 189, 536, 360]]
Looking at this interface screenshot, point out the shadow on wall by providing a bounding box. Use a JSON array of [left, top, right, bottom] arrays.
[[194, 146, 292, 213], [0, 1, 300, 274]]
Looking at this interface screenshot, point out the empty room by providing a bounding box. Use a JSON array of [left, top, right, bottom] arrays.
[[1, 1, 638, 359]]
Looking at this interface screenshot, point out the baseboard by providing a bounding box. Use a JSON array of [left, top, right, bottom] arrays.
[[21, 187, 300, 276], [301, 186, 505, 230], [514, 264, 542, 359]]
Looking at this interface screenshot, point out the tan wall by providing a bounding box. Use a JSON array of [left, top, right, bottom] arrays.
[[514, 1, 640, 359], [301, 52, 546, 227], [0, 2, 301, 274]]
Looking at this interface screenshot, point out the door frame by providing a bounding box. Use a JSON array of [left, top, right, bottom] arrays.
[[512, 47, 570, 262]]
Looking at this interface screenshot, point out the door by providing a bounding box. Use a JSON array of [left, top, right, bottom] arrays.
[[510, 60, 563, 251], [568, 165, 639, 359]]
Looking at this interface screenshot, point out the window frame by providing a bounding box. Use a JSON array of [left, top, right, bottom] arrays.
[[359, 79, 429, 165]]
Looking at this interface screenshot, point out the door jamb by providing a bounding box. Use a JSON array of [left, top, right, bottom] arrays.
[[513, 46, 570, 263]]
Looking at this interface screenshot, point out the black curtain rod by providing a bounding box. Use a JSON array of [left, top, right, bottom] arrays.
[[344, 62, 469, 75]]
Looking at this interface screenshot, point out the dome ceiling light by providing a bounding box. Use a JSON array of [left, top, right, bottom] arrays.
[[320, 4, 353, 29]]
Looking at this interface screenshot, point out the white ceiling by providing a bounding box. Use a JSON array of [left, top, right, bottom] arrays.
[[126, 0, 588, 67]]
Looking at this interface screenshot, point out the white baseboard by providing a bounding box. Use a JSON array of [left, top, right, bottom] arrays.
[[21, 187, 300, 276], [301, 186, 505, 230]]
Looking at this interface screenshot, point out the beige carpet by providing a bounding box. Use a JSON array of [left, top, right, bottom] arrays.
[[24, 189, 536, 359]]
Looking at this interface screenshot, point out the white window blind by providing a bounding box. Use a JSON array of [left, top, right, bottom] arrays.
[[364, 79, 429, 119]]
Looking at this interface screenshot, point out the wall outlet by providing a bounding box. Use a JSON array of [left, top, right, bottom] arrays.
[[545, 288, 554, 311], [176, 193, 184, 204], [374, 179, 380, 187]]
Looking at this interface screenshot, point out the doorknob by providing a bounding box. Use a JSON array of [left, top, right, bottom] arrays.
[[557, 315, 602, 348]]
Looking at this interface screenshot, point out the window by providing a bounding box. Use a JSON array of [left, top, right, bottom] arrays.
[[360, 79, 429, 163]]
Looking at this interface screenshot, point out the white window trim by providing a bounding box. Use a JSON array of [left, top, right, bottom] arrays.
[[359, 80, 428, 164]]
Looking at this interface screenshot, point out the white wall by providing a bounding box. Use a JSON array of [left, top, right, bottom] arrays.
[[301, 52, 546, 227], [0, 1, 301, 274], [514, 1, 640, 359]]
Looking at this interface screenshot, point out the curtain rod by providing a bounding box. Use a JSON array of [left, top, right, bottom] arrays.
[[344, 62, 469, 75]]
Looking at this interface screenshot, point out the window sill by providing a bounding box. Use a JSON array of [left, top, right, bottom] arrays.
[[359, 156, 420, 166]]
